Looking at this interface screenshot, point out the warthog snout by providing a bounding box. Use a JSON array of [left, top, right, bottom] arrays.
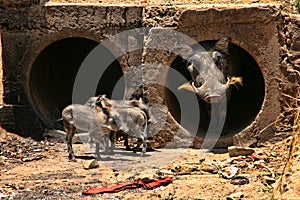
[[178, 77, 242, 104], [203, 95, 223, 104]]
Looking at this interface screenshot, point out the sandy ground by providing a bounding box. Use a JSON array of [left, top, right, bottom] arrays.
[[0, 127, 298, 200]]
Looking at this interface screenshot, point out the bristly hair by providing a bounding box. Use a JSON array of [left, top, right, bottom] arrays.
[[214, 37, 232, 55]]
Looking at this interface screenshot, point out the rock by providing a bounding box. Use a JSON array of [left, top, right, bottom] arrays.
[[200, 162, 219, 174], [22, 155, 44, 162], [219, 166, 239, 179], [228, 146, 255, 157], [83, 159, 99, 170], [230, 176, 250, 185], [42, 130, 67, 143], [261, 176, 276, 185], [226, 192, 244, 200], [0, 192, 8, 198], [43, 129, 89, 144]]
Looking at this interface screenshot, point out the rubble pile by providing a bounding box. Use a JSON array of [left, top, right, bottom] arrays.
[[0, 132, 54, 167]]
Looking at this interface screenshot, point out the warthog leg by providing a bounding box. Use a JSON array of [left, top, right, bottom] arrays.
[[95, 142, 101, 160], [65, 125, 76, 160], [133, 138, 147, 155]]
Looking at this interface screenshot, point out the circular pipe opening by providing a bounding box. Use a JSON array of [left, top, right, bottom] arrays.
[[29, 37, 124, 122], [166, 40, 265, 137]]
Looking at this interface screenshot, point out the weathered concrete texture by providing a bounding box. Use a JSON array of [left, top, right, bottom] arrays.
[[179, 6, 283, 147], [0, 4, 144, 138], [271, 13, 300, 143], [279, 13, 300, 84], [143, 6, 183, 27], [0, 4, 143, 103], [0, 29, 3, 106], [141, 5, 285, 147], [0, 0, 45, 8]]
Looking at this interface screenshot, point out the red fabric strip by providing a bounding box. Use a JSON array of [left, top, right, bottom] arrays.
[[82, 176, 172, 195]]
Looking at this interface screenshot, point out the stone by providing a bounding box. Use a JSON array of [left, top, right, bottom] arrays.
[[43, 129, 89, 144], [83, 159, 99, 170], [230, 176, 250, 185], [0, 193, 8, 199], [219, 166, 239, 179], [226, 192, 244, 200], [42, 130, 67, 143], [228, 146, 255, 157], [261, 176, 276, 185]]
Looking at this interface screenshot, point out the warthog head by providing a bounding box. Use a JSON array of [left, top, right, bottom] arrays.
[[176, 40, 242, 103]]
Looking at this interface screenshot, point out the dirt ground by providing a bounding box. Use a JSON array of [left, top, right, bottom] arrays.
[[0, 126, 298, 200]]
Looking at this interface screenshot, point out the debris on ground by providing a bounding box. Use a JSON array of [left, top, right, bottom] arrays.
[[261, 175, 276, 185], [0, 126, 296, 199], [228, 146, 255, 157], [219, 166, 239, 179], [226, 191, 244, 200], [43, 129, 89, 144], [0, 192, 8, 199], [83, 159, 100, 170], [230, 176, 250, 185], [0, 134, 50, 167]]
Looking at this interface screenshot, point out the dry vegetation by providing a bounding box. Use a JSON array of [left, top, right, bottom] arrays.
[[272, 88, 300, 199]]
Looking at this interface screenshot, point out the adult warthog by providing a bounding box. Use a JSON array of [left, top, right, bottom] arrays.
[[178, 37, 242, 103]]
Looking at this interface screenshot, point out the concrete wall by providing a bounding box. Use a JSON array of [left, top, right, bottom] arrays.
[[0, 29, 3, 106], [0, 2, 299, 147]]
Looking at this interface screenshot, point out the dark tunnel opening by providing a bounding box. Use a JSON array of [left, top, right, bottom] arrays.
[[29, 37, 124, 122], [166, 40, 265, 138]]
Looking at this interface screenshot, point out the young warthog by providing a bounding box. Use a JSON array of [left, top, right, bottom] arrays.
[[62, 103, 115, 160], [95, 95, 149, 153], [61, 96, 149, 160]]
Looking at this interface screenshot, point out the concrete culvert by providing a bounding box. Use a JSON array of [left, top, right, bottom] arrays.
[[28, 37, 124, 123], [166, 40, 265, 137]]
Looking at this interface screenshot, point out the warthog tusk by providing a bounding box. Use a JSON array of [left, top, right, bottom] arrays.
[[191, 82, 198, 93], [226, 77, 243, 88], [178, 82, 198, 93]]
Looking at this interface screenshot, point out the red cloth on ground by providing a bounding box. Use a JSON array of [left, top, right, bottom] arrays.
[[82, 176, 172, 195]]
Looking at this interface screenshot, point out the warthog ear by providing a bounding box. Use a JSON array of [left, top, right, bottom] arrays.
[[226, 77, 243, 88], [95, 94, 110, 108], [178, 82, 198, 93], [215, 37, 232, 55]]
